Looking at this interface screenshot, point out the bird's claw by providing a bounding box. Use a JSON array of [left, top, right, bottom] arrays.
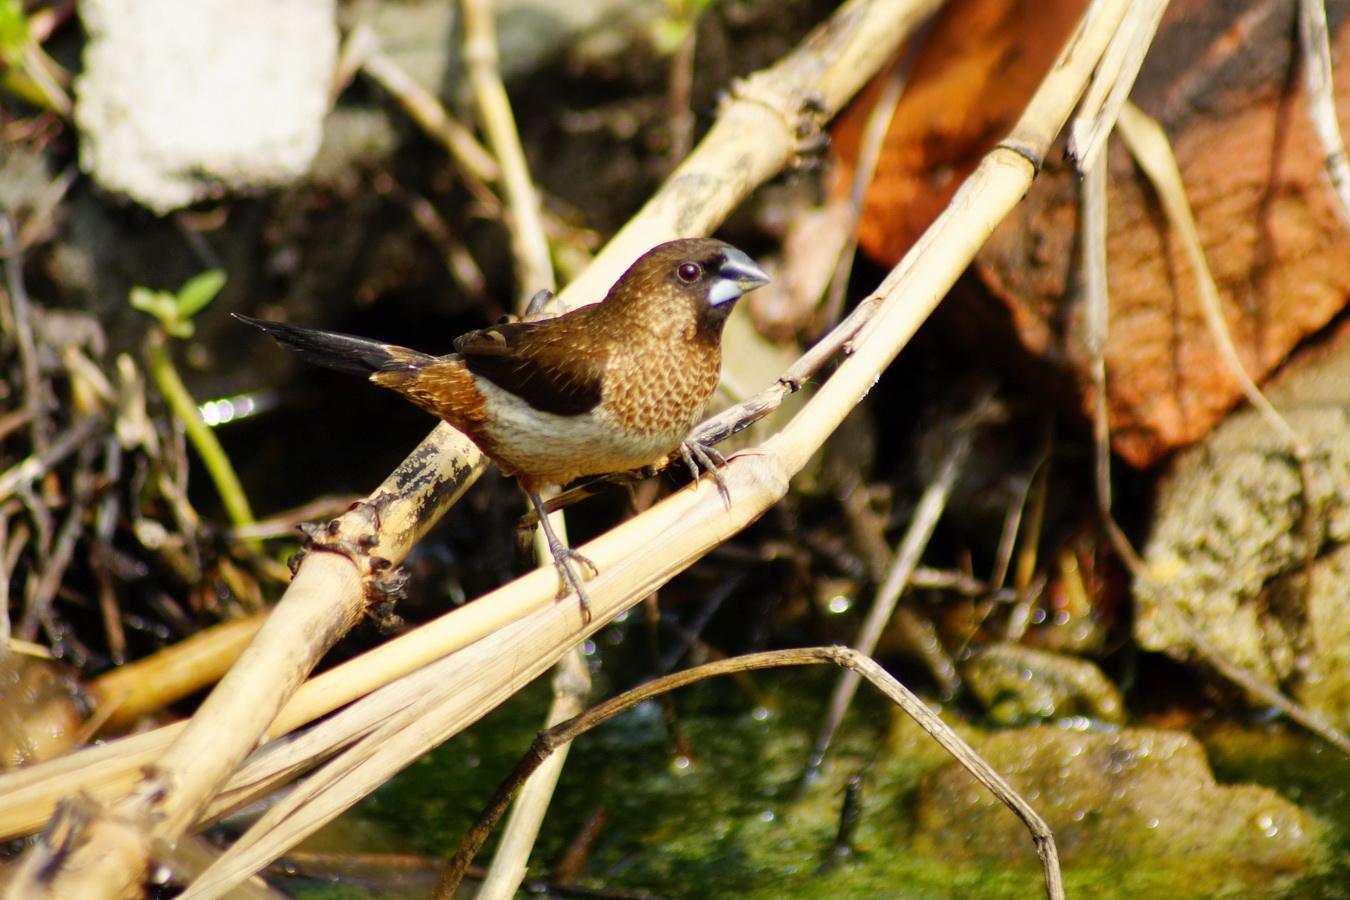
[[529, 492, 598, 624], [548, 544, 597, 623], [680, 439, 731, 508]]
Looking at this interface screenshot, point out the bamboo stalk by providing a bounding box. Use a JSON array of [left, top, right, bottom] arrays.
[[3, 424, 486, 897], [88, 614, 266, 733], [0, 292, 883, 844]]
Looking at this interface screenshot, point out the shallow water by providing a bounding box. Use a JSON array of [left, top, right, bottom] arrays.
[[286, 669, 1348, 899]]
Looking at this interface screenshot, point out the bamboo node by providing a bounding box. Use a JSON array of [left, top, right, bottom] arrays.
[[292, 512, 409, 625], [725, 77, 829, 168]]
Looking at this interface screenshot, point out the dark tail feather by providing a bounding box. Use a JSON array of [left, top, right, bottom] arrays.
[[233, 314, 434, 377]]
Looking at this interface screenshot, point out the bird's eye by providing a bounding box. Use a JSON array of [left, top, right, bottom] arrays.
[[676, 262, 703, 283]]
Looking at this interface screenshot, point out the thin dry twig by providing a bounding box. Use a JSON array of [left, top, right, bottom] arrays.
[[436, 647, 1063, 900], [1188, 631, 1350, 754], [462, 0, 553, 297], [0, 414, 103, 505], [355, 29, 501, 187], [0, 215, 51, 456], [17, 442, 96, 643], [371, 171, 488, 300], [355, 24, 591, 277], [0, 410, 33, 445], [1298, 0, 1350, 225], [895, 605, 960, 698], [910, 566, 993, 596], [1115, 103, 1307, 460], [227, 496, 363, 542], [817, 39, 915, 330], [805, 391, 992, 776], [91, 437, 126, 663], [1066, 0, 1168, 170], [988, 450, 1044, 599], [1066, 2, 1169, 575], [0, 511, 16, 651], [15, 165, 77, 252], [1080, 146, 1144, 575], [993, 450, 1051, 648]]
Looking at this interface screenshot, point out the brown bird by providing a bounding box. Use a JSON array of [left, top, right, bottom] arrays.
[[236, 237, 770, 618]]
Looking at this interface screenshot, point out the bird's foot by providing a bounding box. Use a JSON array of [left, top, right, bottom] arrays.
[[548, 543, 598, 623], [680, 438, 731, 507], [529, 491, 598, 623]]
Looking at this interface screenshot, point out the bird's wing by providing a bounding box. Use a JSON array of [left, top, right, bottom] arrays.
[[454, 317, 606, 416]]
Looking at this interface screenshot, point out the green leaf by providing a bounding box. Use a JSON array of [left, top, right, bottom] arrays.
[[131, 271, 226, 339], [0, 0, 30, 62], [130, 286, 177, 326], [174, 269, 226, 320], [650, 17, 689, 55]]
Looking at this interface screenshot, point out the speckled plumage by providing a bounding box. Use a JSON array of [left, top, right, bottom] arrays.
[[351, 238, 757, 490], [236, 238, 769, 616]]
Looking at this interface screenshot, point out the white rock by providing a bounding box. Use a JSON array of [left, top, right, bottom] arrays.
[[76, 0, 337, 213]]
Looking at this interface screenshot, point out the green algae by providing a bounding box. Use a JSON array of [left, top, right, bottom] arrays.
[[332, 668, 1347, 899]]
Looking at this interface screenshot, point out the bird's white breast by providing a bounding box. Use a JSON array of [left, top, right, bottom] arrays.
[[473, 378, 686, 486]]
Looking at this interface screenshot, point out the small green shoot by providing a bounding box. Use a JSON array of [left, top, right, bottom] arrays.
[[0, 0, 71, 114], [650, 0, 716, 55], [130, 269, 227, 339], [133, 271, 256, 530]]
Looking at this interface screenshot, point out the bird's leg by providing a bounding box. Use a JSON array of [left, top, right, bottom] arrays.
[[679, 438, 731, 507], [528, 492, 598, 622]]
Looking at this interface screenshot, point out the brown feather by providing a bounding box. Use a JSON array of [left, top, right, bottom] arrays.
[[454, 313, 608, 416], [239, 238, 767, 617], [245, 238, 765, 489]]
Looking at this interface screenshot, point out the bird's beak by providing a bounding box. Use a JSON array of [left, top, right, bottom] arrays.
[[709, 248, 771, 306]]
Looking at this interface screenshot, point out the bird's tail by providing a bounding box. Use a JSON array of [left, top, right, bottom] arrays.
[[234, 314, 436, 379]]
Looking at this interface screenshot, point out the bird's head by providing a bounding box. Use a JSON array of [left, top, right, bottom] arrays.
[[604, 238, 771, 339]]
